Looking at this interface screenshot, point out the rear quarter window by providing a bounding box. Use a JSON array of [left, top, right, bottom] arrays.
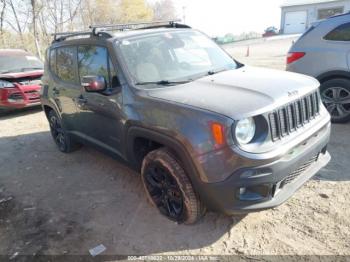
[[49, 49, 56, 74], [324, 22, 350, 41]]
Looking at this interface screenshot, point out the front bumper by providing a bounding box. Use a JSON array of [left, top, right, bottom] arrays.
[[0, 85, 41, 109], [195, 121, 331, 215]]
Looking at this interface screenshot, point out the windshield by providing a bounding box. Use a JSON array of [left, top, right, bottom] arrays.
[[117, 31, 238, 87], [0, 54, 43, 74]]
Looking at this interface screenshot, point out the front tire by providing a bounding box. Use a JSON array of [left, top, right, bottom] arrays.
[[320, 78, 350, 123], [141, 148, 204, 224], [48, 110, 80, 153]]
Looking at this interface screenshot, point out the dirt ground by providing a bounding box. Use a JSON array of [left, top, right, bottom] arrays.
[[0, 36, 349, 259]]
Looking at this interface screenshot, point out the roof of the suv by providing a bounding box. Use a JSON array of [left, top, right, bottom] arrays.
[[291, 12, 349, 47], [111, 28, 190, 39], [50, 21, 192, 46], [316, 12, 349, 31], [49, 28, 194, 49]]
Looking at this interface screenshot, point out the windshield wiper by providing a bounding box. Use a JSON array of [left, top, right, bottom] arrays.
[[207, 68, 229, 76], [135, 80, 191, 86]]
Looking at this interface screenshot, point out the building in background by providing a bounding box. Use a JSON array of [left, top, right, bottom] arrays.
[[280, 0, 350, 34]]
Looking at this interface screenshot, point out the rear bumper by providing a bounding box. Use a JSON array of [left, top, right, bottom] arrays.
[[195, 121, 331, 215]]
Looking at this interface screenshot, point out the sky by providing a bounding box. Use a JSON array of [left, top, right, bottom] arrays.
[[157, 0, 284, 36]]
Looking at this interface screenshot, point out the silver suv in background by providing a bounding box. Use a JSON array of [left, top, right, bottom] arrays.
[[287, 13, 350, 123]]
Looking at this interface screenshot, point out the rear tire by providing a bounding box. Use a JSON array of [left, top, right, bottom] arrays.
[[48, 110, 81, 153], [141, 148, 205, 224], [320, 78, 350, 123]]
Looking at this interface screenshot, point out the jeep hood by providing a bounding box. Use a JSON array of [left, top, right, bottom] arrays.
[[147, 66, 320, 119]]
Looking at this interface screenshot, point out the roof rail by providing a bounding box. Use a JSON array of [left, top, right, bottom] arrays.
[[51, 20, 190, 43], [51, 31, 92, 43], [90, 20, 190, 35]]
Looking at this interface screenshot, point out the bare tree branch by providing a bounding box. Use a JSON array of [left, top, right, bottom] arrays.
[[6, 0, 25, 47], [0, 0, 6, 45]]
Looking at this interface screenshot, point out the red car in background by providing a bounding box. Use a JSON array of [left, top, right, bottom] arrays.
[[0, 49, 43, 110]]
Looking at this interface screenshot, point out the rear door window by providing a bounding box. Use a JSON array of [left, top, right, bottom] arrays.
[[324, 22, 350, 41], [56, 46, 77, 83]]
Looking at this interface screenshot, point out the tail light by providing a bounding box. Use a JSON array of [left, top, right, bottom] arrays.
[[287, 52, 305, 64]]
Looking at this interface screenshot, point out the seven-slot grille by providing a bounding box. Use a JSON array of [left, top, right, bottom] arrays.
[[269, 91, 320, 141]]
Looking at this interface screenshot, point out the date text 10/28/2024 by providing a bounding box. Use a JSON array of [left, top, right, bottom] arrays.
[[127, 256, 220, 261]]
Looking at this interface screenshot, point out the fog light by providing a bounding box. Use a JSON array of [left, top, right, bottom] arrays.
[[8, 93, 24, 103], [239, 187, 246, 195], [8, 98, 24, 103], [237, 185, 271, 201]]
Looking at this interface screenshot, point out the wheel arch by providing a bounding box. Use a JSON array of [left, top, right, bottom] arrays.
[[317, 70, 350, 83], [126, 126, 205, 189], [43, 104, 53, 119], [126, 126, 214, 210], [41, 100, 62, 120]]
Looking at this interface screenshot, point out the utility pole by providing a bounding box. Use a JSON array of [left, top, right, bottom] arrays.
[[182, 5, 186, 24]]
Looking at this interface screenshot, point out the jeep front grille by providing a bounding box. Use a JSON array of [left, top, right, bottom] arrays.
[[269, 91, 320, 141]]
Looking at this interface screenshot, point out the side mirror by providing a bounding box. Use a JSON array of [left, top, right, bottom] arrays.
[[81, 76, 106, 92]]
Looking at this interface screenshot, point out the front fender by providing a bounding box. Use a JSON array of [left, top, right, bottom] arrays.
[[126, 126, 199, 174], [125, 125, 224, 211]]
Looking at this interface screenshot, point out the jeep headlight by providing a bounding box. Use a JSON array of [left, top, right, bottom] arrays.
[[235, 117, 256, 145]]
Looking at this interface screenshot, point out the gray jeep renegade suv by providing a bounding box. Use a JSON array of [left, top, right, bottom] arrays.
[[41, 21, 331, 224]]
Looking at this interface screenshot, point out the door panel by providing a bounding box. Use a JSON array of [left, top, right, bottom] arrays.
[[76, 91, 123, 153], [75, 44, 124, 155], [284, 11, 307, 34], [55, 84, 81, 131], [49, 46, 80, 131]]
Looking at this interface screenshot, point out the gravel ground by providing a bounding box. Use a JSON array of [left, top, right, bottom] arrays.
[[0, 37, 349, 258]]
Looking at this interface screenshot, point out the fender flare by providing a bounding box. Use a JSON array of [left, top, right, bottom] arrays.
[[126, 126, 230, 212], [125, 126, 208, 197], [41, 99, 62, 120]]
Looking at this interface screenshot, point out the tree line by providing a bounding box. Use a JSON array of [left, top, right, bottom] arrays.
[[0, 0, 176, 59]]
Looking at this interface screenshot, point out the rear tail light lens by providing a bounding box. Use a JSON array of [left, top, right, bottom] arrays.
[[287, 52, 305, 64]]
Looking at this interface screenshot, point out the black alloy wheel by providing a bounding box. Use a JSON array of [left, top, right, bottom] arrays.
[[49, 112, 67, 152], [143, 162, 184, 221], [141, 148, 204, 224], [48, 110, 80, 153]]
